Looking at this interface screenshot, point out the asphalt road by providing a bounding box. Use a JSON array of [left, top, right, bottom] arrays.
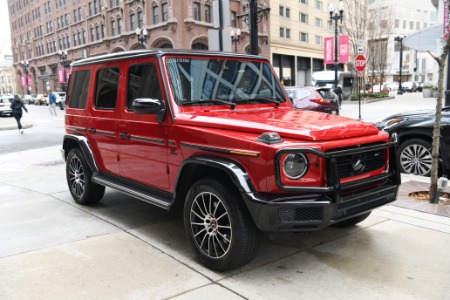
[[0, 104, 65, 154]]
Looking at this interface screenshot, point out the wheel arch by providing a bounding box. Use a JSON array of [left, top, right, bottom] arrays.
[[62, 134, 98, 173], [172, 156, 257, 215]]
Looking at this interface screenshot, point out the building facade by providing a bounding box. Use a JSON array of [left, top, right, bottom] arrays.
[[8, 0, 270, 96], [270, 0, 352, 87], [367, 0, 437, 85], [0, 54, 16, 95]]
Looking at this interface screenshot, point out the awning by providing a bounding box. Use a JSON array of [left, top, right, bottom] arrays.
[[403, 24, 443, 51]]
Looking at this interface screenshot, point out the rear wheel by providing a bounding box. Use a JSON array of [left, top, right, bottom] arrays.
[[59, 102, 64, 110], [184, 178, 261, 271], [333, 212, 372, 228], [66, 148, 105, 205]]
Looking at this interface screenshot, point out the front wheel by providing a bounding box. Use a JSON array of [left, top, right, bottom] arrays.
[[184, 178, 261, 271], [398, 138, 432, 176], [66, 148, 105, 205]]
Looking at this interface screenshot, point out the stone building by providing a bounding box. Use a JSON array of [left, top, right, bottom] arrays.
[[8, 0, 270, 95], [0, 53, 16, 95]]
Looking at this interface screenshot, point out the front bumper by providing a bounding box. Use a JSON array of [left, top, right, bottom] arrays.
[[243, 142, 400, 232]]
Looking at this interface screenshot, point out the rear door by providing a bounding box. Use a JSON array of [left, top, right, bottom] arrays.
[[116, 58, 169, 190], [86, 65, 121, 175]]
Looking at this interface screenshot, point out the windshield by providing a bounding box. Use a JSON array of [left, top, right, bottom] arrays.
[[165, 57, 285, 106]]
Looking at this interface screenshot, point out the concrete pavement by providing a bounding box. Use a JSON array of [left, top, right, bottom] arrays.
[[0, 93, 450, 299]]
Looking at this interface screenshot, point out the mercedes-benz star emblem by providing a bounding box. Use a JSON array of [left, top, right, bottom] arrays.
[[351, 153, 367, 173]]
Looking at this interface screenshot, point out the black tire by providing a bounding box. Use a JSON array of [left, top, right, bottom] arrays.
[[184, 178, 261, 271], [66, 148, 105, 205], [398, 138, 432, 176], [59, 102, 64, 110], [332, 212, 371, 228]]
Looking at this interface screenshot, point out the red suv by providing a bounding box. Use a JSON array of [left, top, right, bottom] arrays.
[[62, 50, 400, 271]]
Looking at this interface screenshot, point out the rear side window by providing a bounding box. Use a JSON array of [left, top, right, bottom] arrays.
[[95, 67, 119, 109], [68, 70, 90, 109], [126, 63, 162, 110]]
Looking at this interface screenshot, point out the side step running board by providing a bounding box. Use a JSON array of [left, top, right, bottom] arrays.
[[92, 174, 172, 210]]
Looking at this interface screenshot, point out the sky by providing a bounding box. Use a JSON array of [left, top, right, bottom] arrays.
[[0, 0, 11, 55]]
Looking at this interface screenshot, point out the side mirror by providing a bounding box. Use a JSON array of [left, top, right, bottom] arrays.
[[132, 98, 166, 122]]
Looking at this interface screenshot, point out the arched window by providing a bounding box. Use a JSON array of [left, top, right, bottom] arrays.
[[130, 11, 136, 31], [192, 43, 208, 50], [118, 16, 122, 34], [111, 18, 116, 35]]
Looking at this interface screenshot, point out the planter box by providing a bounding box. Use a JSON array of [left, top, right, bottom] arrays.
[[422, 88, 433, 98]]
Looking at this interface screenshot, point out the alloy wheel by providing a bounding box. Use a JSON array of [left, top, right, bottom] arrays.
[[400, 143, 432, 175], [189, 192, 232, 259], [68, 155, 85, 197]]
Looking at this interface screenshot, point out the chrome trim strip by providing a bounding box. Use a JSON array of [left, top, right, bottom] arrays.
[[130, 135, 165, 145], [67, 126, 86, 132], [95, 130, 115, 137], [181, 142, 259, 157]]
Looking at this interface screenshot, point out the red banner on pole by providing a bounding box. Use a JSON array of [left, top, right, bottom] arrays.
[[65, 68, 72, 82], [58, 68, 71, 83], [338, 35, 349, 63], [324, 37, 334, 64], [27, 73, 33, 86], [20, 75, 26, 87]]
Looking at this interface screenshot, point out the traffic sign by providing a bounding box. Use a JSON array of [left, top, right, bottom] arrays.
[[354, 55, 366, 72]]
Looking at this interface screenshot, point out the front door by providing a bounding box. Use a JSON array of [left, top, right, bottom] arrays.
[[116, 59, 170, 190]]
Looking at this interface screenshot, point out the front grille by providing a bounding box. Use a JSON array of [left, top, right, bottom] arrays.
[[279, 207, 323, 222], [335, 148, 385, 179], [332, 187, 397, 220]]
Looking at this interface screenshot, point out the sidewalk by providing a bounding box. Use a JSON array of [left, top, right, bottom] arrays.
[[0, 115, 32, 131], [0, 145, 449, 299]]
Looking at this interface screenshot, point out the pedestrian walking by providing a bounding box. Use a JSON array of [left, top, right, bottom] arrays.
[[48, 90, 57, 117], [10, 95, 29, 134], [334, 85, 343, 108]]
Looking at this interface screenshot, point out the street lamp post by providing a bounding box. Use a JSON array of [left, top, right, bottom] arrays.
[[237, 0, 270, 55], [328, 1, 344, 89], [20, 60, 30, 95], [58, 50, 68, 92], [394, 36, 405, 95], [135, 27, 148, 49], [230, 29, 241, 53]]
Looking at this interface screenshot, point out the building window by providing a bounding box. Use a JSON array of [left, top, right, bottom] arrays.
[[77, 32, 81, 45], [118, 17, 122, 34], [410, 21, 413, 29], [162, 3, 168, 22], [205, 4, 211, 23], [111, 19, 115, 35], [94, 0, 98, 14], [279, 6, 284, 16], [66, 35, 70, 48], [416, 22, 420, 30], [193, 2, 201, 21], [300, 13, 308, 23], [73, 9, 77, 22], [78, 8, 82, 21], [315, 17, 322, 28], [101, 24, 105, 38], [286, 28, 291, 39], [300, 0, 308, 4], [95, 25, 100, 40], [315, 35, 322, 45], [403, 20, 406, 29], [130, 13, 135, 30], [394, 19, 399, 28], [90, 27, 94, 41], [231, 11, 237, 27], [286, 8, 290, 18], [138, 10, 143, 28], [82, 30, 86, 44], [280, 27, 285, 38], [152, 6, 159, 24], [300, 32, 308, 42], [73, 33, 77, 46], [88, 2, 92, 17], [315, 0, 322, 10]]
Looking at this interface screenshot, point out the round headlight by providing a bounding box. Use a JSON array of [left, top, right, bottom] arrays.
[[283, 153, 308, 179]]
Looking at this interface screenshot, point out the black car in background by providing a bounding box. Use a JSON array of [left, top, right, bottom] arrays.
[[377, 108, 450, 176]]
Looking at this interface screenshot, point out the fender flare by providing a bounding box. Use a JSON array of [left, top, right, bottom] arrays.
[[62, 134, 99, 173]]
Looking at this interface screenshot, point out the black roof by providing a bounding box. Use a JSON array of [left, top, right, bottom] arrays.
[[71, 49, 266, 67]]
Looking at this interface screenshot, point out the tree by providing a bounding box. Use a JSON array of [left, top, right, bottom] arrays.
[[428, 1, 450, 203]]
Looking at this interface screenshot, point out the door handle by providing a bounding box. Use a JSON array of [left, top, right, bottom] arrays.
[[88, 128, 96, 133], [119, 133, 131, 139]]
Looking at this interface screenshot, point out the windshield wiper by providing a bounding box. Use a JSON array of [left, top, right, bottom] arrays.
[[235, 97, 282, 106], [181, 99, 236, 110]]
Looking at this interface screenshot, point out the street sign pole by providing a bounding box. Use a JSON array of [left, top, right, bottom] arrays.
[[354, 55, 367, 120]]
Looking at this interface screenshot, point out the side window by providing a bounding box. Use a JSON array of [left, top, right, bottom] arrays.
[[94, 67, 119, 109], [126, 63, 162, 110], [67, 70, 90, 109]]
